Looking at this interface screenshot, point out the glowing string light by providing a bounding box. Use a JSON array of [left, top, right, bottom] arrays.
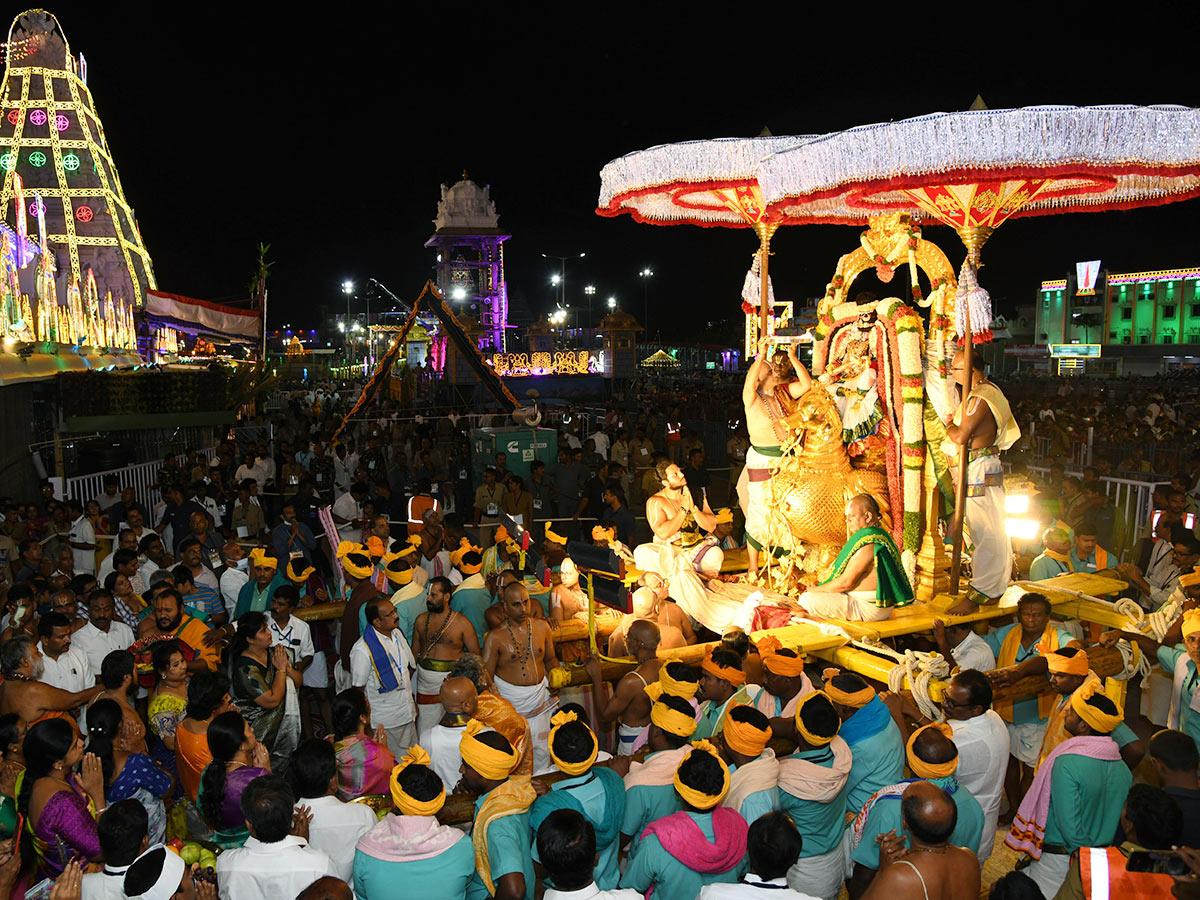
[[62, 152, 79, 171], [28, 151, 45, 167], [54, 114, 68, 131], [75, 204, 93, 222], [28, 109, 46, 126]]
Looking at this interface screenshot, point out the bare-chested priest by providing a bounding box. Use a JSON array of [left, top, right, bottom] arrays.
[[942, 348, 1020, 616], [587, 618, 664, 756], [483, 580, 561, 774], [741, 337, 811, 578], [410, 577, 480, 734], [794, 494, 914, 622]]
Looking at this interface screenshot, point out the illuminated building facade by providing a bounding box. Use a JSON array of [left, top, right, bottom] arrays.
[[425, 173, 509, 354], [1034, 263, 1200, 372]]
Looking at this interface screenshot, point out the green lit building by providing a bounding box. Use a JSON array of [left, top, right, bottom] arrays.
[[1033, 265, 1200, 374]]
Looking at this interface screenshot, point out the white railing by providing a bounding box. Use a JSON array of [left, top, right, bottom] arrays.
[[1027, 465, 1156, 558], [66, 448, 217, 513]]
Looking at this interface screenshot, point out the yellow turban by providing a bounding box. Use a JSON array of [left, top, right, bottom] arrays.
[[906, 722, 958, 779], [673, 740, 730, 810], [389, 745, 445, 816], [407, 534, 424, 549], [249, 548, 278, 570], [447, 537, 471, 568], [1183, 609, 1200, 638], [758, 635, 805, 678], [592, 525, 616, 542], [285, 558, 315, 584], [545, 526, 568, 546], [494, 525, 511, 544], [645, 665, 700, 704], [382, 550, 414, 585], [794, 690, 839, 747], [454, 539, 484, 575], [651, 699, 697, 738], [714, 508, 734, 525], [366, 536, 386, 559], [1046, 649, 1089, 677], [459, 719, 519, 781], [336, 541, 374, 580], [722, 707, 772, 757], [1180, 567, 1200, 590], [701, 650, 746, 686], [823, 669, 876, 708], [548, 710, 597, 776], [1070, 680, 1123, 734]]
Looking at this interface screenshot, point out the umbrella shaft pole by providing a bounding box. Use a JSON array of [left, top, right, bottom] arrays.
[[949, 300, 974, 595], [758, 230, 771, 337]]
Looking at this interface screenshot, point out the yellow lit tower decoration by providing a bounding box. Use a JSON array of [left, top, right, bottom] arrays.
[[0, 9, 156, 312]]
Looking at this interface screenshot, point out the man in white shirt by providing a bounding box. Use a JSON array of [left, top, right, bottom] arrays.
[[38, 612, 94, 693], [82, 798, 148, 900], [269, 587, 315, 678], [932, 619, 996, 672], [96, 530, 139, 588], [220, 541, 251, 619], [332, 482, 367, 542], [942, 669, 1009, 864], [72, 590, 135, 679], [539, 808, 645, 900], [68, 500, 97, 574], [350, 596, 418, 751], [215, 774, 337, 900], [290, 739, 376, 882], [417, 675, 476, 791]]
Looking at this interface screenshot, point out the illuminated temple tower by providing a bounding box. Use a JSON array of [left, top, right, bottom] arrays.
[[0, 9, 156, 306], [426, 173, 509, 353]]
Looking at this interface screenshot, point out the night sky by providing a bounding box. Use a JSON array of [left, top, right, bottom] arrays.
[[42, 7, 1200, 343]]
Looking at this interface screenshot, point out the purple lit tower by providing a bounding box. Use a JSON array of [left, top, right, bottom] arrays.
[[425, 173, 510, 354]]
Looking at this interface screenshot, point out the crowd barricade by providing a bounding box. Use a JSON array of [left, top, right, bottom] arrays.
[[65, 447, 217, 513], [1026, 465, 1157, 560]]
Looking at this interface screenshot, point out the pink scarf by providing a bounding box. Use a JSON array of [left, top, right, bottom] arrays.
[[624, 746, 690, 790], [642, 809, 748, 875], [355, 813, 466, 863], [1005, 735, 1121, 860]]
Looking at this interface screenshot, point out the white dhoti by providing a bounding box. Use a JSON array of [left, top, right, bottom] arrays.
[[741, 445, 783, 556], [415, 658, 454, 734], [302, 650, 329, 689], [617, 721, 648, 756], [1007, 720, 1047, 767], [687, 537, 725, 577], [786, 845, 845, 900], [1142, 668, 1174, 726], [1024, 851, 1071, 900], [959, 452, 1012, 602], [798, 589, 891, 623], [493, 674, 557, 775]]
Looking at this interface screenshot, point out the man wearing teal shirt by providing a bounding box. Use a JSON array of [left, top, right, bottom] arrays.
[[714, 705, 779, 826], [451, 564, 492, 646], [620, 741, 749, 900], [777, 691, 852, 900], [695, 649, 753, 740], [352, 749, 475, 900], [1013, 688, 1132, 899], [233, 555, 284, 618], [1028, 526, 1072, 582], [826, 672, 904, 816], [461, 727, 536, 900], [1067, 520, 1114, 574], [847, 723, 984, 900], [531, 713, 625, 889], [620, 694, 695, 850], [385, 564, 427, 645]]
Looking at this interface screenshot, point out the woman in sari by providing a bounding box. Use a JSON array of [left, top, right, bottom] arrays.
[[0, 714, 27, 800], [331, 688, 395, 800], [148, 640, 188, 787], [197, 711, 270, 848], [175, 671, 232, 803], [229, 612, 299, 774], [18, 718, 104, 877], [85, 699, 173, 844]]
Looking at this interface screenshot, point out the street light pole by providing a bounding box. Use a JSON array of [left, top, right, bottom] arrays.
[[639, 268, 653, 336], [584, 284, 596, 329], [542, 251, 585, 324], [342, 280, 354, 362]]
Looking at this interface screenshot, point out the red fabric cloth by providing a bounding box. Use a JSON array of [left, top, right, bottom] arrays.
[[750, 605, 794, 632], [641, 808, 748, 874]]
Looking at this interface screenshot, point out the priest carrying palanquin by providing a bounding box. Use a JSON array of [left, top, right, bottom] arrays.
[[793, 494, 913, 623]]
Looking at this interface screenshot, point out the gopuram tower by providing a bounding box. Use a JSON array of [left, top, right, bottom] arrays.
[[0, 9, 156, 306]]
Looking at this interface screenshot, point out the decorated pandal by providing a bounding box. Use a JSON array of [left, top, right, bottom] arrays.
[[491, 348, 601, 377]]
